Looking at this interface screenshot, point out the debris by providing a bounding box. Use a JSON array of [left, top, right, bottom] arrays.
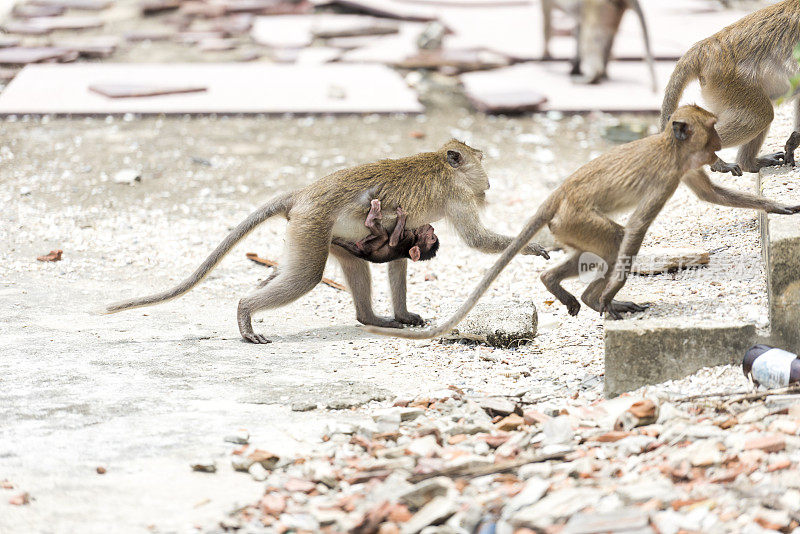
[[246, 252, 347, 291], [248, 448, 279, 469], [9, 492, 30, 505], [37, 249, 63, 262], [614, 399, 659, 430], [291, 401, 317, 412], [744, 434, 785, 453], [444, 301, 536, 347], [96, 466, 106, 474], [191, 460, 217, 473], [224, 430, 249, 445], [632, 247, 710, 275], [400, 495, 457, 534], [743, 344, 800, 389], [112, 168, 141, 184]]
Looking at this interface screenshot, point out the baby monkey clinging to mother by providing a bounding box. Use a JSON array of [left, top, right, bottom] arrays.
[[105, 140, 550, 344], [369, 105, 800, 340]]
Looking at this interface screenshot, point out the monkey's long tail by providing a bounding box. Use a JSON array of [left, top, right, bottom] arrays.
[[629, 0, 657, 93], [659, 53, 698, 131], [365, 194, 562, 340], [105, 193, 292, 314]]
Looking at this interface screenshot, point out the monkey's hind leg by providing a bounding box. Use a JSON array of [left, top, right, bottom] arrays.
[[710, 84, 777, 174], [540, 252, 582, 316], [553, 209, 648, 318], [238, 222, 330, 344]]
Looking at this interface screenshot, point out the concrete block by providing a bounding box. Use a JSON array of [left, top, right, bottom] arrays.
[[759, 167, 800, 353], [604, 319, 756, 397], [444, 301, 537, 348]]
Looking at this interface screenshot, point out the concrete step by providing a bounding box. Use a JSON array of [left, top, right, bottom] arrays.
[[759, 166, 800, 353]]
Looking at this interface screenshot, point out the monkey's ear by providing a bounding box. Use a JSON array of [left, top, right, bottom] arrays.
[[446, 150, 463, 168], [672, 120, 691, 141]]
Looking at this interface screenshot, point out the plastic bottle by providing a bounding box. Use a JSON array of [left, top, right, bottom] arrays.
[[742, 344, 800, 389]]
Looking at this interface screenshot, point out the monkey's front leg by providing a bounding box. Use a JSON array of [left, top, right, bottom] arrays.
[[388, 260, 426, 326], [329, 245, 404, 329]]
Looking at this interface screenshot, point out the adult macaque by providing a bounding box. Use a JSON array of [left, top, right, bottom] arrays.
[[106, 140, 550, 343], [660, 0, 800, 175], [541, 0, 657, 91], [331, 200, 439, 263], [368, 105, 800, 340]]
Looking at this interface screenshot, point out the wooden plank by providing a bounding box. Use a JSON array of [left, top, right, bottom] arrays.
[[461, 61, 704, 113], [0, 63, 423, 114]]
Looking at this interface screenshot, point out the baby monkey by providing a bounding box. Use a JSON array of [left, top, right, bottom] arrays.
[[332, 200, 440, 263]]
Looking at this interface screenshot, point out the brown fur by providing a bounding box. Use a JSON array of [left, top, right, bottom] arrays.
[[368, 105, 800, 340], [105, 140, 549, 344], [660, 0, 800, 174], [542, 0, 657, 91]]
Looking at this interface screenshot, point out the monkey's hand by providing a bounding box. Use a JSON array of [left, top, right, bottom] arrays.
[[769, 204, 800, 215], [521, 242, 550, 259], [395, 311, 426, 326], [710, 159, 743, 177]]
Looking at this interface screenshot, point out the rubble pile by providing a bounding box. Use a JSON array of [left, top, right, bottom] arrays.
[[215, 387, 800, 533]]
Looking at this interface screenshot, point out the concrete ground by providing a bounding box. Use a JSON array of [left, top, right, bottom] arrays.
[[4, 98, 796, 531]]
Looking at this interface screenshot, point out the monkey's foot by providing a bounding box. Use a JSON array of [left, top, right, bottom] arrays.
[[601, 300, 649, 320], [563, 296, 581, 316], [242, 333, 272, 344], [610, 300, 648, 313], [710, 160, 742, 176], [753, 152, 785, 170], [358, 316, 404, 329], [571, 74, 601, 86], [394, 311, 425, 326], [784, 131, 800, 167]]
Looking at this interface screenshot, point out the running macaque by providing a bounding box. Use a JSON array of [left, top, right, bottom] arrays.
[[332, 200, 440, 263], [106, 140, 550, 343], [661, 0, 800, 175], [368, 105, 800, 340]]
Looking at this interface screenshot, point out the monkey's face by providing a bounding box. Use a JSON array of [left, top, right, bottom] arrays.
[[670, 106, 721, 168], [443, 141, 491, 199], [410, 225, 439, 262]]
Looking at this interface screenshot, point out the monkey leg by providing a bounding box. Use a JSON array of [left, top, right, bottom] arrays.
[[329, 245, 404, 329], [389, 206, 407, 248], [388, 259, 425, 326], [552, 208, 648, 317], [709, 83, 776, 174], [540, 252, 582, 316], [365, 199, 382, 229], [237, 222, 330, 344]]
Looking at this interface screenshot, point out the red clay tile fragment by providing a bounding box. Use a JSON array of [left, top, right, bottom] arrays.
[[9, 492, 30, 505], [744, 434, 785, 453], [37, 249, 63, 262]]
